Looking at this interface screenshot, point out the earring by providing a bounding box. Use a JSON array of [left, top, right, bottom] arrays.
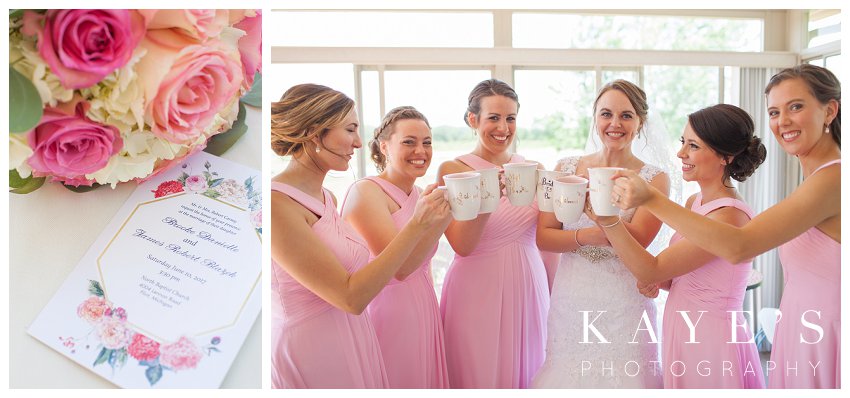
[[825, 125, 830, 134], [315, 145, 321, 153]]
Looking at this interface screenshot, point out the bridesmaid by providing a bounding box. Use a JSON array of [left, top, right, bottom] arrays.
[[613, 65, 840, 388], [589, 104, 766, 388], [437, 79, 550, 388], [270, 84, 451, 388], [341, 106, 450, 388]]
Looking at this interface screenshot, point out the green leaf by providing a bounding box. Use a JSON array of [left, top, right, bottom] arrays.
[[9, 67, 44, 133], [93, 347, 110, 367], [146, 364, 163, 386], [208, 178, 224, 187], [204, 102, 247, 156], [9, 10, 24, 19], [88, 280, 104, 297], [63, 183, 104, 193], [9, 169, 45, 194], [240, 72, 262, 108], [111, 348, 128, 369]]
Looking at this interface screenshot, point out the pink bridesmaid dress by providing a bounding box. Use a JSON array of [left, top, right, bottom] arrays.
[[664, 194, 765, 388], [769, 159, 841, 389], [341, 177, 450, 388], [271, 182, 388, 388], [440, 153, 550, 388]]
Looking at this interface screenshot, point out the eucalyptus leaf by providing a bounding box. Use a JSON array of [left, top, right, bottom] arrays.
[[204, 102, 247, 156], [146, 364, 163, 386], [240, 72, 262, 108], [93, 348, 110, 367], [9, 67, 44, 133], [88, 279, 104, 297], [9, 169, 45, 194], [64, 183, 104, 193]]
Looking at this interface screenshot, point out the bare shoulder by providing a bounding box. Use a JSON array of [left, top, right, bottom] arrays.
[[684, 193, 698, 209], [271, 190, 312, 225], [437, 159, 473, 179], [704, 205, 752, 228], [649, 170, 670, 193]]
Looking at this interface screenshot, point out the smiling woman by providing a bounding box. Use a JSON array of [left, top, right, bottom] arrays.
[[270, 84, 452, 388]]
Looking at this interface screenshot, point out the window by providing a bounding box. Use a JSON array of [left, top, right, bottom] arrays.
[[513, 69, 597, 166], [807, 9, 841, 48], [513, 13, 763, 51], [270, 11, 493, 47]]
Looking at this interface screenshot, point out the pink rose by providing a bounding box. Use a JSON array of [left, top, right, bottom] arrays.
[[96, 318, 131, 349], [27, 99, 123, 186], [127, 333, 161, 362], [160, 336, 203, 371], [77, 296, 110, 324], [234, 10, 261, 90], [21, 10, 147, 89], [147, 10, 229, 42], [185, 175, 208, 192], [137, 30, 243, 145]]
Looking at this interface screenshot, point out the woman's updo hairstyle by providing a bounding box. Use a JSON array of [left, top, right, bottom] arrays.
[[464, 79, 519, 127], [369, 106, 431, 172], [687, 104, 766, 184], [271, 84, 354, 156]]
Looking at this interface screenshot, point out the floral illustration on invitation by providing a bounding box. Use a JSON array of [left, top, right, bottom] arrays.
[[151, 161, 262, 234], [61, 280, 221, 386]]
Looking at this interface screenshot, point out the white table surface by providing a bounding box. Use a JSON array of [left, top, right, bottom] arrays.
[[9, 107, 262, 388]]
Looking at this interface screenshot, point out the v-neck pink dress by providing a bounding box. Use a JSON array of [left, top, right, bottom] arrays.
[[271, 182, 388, 388], [663, 194, 765, 388], [341, 177, 450, 388], [440, 153, 550, 388], [769, 159, 841, 389]]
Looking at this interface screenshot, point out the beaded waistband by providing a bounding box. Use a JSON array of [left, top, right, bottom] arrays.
[[574, 245, 617, 263]]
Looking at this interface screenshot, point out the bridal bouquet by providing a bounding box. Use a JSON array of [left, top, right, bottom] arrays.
[[9, 9, 262, 193]]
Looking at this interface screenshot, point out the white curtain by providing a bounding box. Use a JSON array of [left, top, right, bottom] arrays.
[[737, 67, 799, 340]]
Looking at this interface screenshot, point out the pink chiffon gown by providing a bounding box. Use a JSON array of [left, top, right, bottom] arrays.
[[341, 177, 450, 388], [271, 182, 388, 388], [663, 194, 765, 388], [440, 153, 550, 388], [769, 159, 840, 389]]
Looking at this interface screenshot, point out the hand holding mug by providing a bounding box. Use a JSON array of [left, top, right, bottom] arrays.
[[611, 169, 654, 210], [412, 183, 452, 229]]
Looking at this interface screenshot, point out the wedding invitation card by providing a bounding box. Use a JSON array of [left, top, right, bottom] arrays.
[[28, 151, 261, 388]]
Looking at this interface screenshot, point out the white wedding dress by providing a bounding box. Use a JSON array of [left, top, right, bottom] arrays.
[[531, 156, 664, 389]]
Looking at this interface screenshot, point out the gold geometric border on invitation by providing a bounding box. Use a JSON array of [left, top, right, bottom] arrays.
[[96, 192, 261, 343]]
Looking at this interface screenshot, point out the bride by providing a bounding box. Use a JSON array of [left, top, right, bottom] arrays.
[[532, 80, 673, 388]]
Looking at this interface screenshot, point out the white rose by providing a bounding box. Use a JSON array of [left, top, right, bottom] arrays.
[[9, 134, 33, 178]]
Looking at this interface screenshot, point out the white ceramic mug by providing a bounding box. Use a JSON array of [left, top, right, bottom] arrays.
[[503, 162, 537, 206], [477, 167, 501, 214], [552, 176, 588, 224], [537, 170, 569, 212], [443, 172, 481, 221], [588, 167, 624, 216]]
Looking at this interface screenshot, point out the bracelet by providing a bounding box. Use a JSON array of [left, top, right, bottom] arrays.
[[600, 217, 622, 228], [574, 230, 585, 247]]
